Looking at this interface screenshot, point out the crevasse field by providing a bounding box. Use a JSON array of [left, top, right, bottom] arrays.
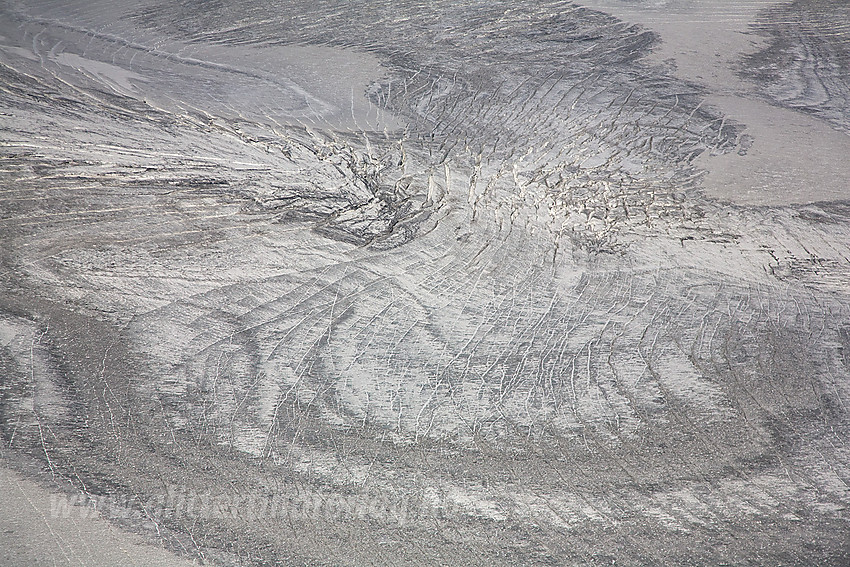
[[1, 0, 849, 565]]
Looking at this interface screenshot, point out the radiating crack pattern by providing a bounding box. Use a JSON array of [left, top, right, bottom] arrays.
[[1, 0, 849, 566]]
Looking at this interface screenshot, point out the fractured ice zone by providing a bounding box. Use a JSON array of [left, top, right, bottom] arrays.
[[1, 0, 849, 565]]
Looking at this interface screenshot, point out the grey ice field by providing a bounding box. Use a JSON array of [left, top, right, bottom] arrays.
[[1, 0, 849, 565]]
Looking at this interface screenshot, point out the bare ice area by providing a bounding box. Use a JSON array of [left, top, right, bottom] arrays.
[[1, 0, 849, 566]]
